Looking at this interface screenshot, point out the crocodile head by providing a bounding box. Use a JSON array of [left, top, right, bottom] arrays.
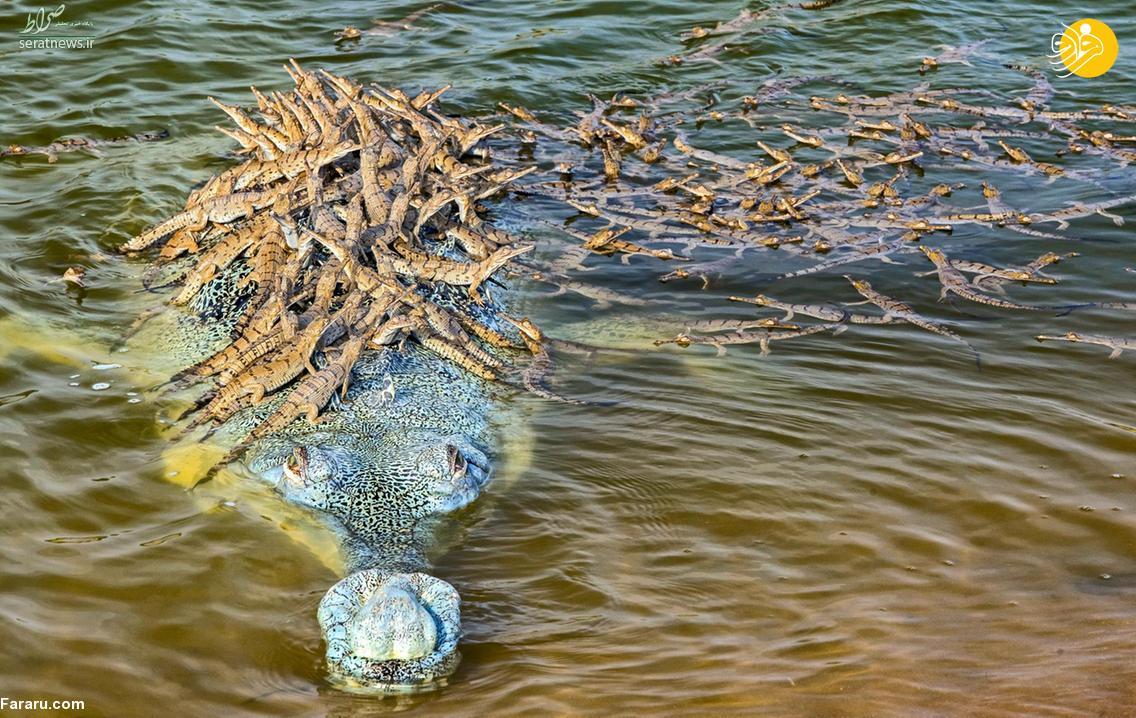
[[250, 422, 489, 689], [271, 429, 491, 525]]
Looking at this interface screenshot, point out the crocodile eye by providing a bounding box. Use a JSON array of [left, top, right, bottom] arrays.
[[284, 447, 307, 477], [447, 445, 467, 478]]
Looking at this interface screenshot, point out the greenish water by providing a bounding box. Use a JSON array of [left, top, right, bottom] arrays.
[[1, 1, 1135, 716]]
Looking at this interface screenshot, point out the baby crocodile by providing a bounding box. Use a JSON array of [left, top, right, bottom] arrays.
[[943, 251, 1080, 293], [729, 293, 894, 325], [775, 234, 905, 281], [1036, 332, 1135, 359], [919, 246, 1044, 311], [653, 323, 838, 356], [334, 3, 442, 42], [501, 315, 590, 405], [1, 129, 168, 162], [977, 252, 1079, 293], [844, 275, 979, 364]]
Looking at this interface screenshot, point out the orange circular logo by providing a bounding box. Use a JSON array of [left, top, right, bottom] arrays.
[[1050, 18, 1119, 78]]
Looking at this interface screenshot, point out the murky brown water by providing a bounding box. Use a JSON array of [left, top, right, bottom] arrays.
[[1, 1, 1135, 716]]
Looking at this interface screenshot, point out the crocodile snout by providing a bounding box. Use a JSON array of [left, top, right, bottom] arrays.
[[318, 570, 461, 690]]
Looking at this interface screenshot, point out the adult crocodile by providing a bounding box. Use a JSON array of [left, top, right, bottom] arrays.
[[127, 64, 543, 692], [242, 286, 508, 689], [139, 225, 519, 690]]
